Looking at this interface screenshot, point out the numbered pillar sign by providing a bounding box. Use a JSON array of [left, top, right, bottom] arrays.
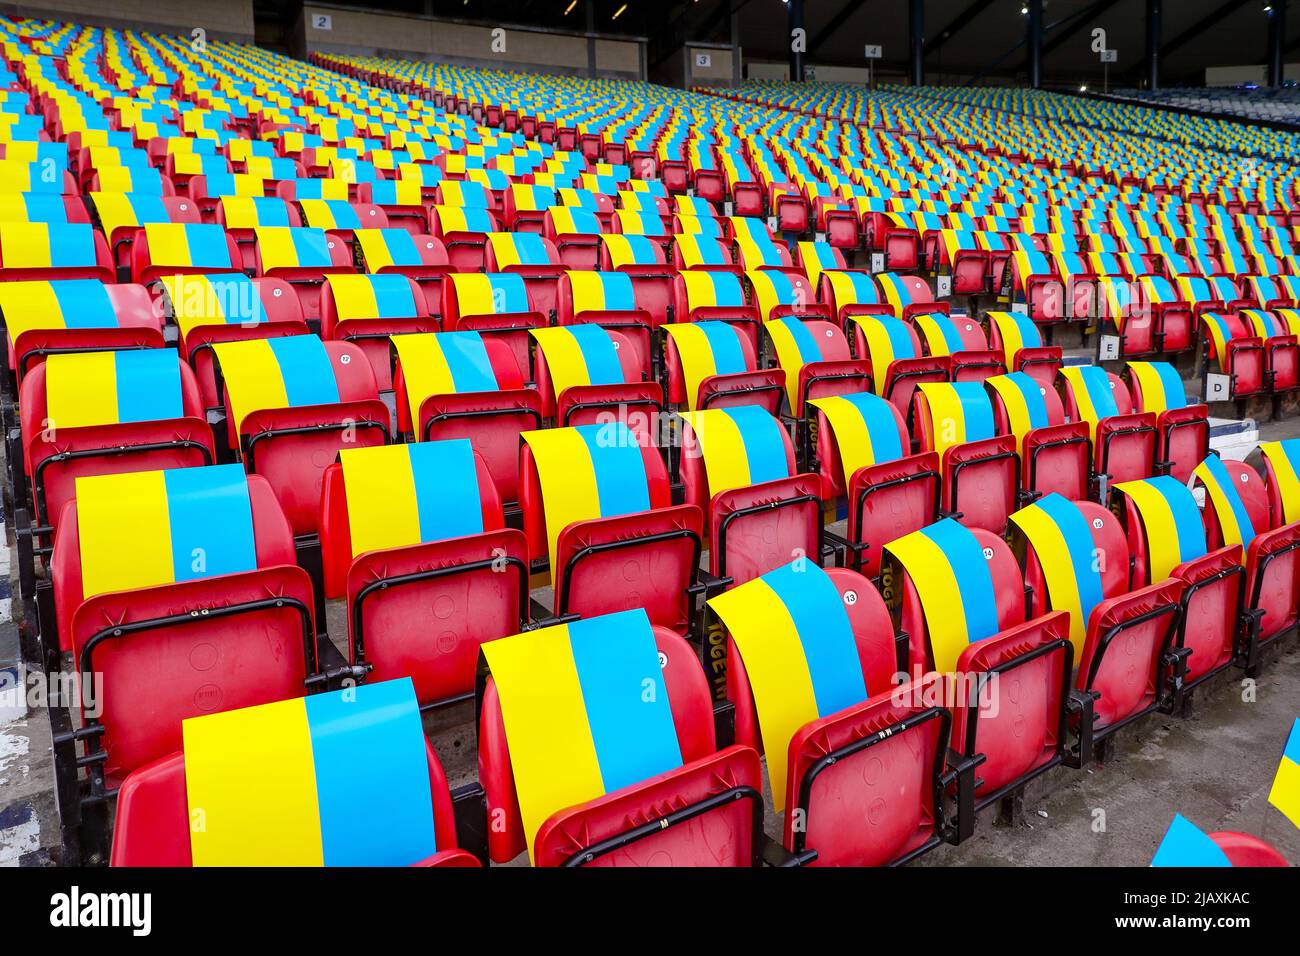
[[1012, 301, 1029, 315], [870, 253, 884, 273], [695, 52, 712, 68], [1205, 373, 1231, 402], [767, 216, 778, 232], [864, 45, 883, 59], [312, 14, 332, 30], [936, 275, 952, 298], [1098, 335, 1121, 361], [1100, 49, 1117, 63], [723, 201, 733, 217]]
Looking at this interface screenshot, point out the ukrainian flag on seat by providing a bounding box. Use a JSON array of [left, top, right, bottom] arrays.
[[183, 677, 438, 866], [74, 463, 259, 600], [143, 222, 235, 270], [678, 406, 791, 499], [44, 349, 183, 430], [481, 608, 682, 860], [211, 334, 343, 430]]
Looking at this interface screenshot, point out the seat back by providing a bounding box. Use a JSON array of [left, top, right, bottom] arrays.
[[1258, 439, 1300, 530], [710, 563, 946, 866], [1059, 364, 1156, 486], [213, 335, 386, 535], [1126, 361, 1208, 483], [986, 371, 1089, 501], [521, 422, 698, 629], [849, 312, 946, 418], [111, 680, 460, 866], [661, 320, 780, 413], [914, 381, 1018, 533], [884, 519, 1026, 672], [479, 613, 737, 864], [51, 467, 313, 778], [764, 315, 867, 416], [20, 350, 212, 529], [1113, 475, 1210, 586], [319, 274, 434, 390]]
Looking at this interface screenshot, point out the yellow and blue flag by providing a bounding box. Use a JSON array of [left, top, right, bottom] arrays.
[[339, 440, 485, 557], [678, 405, 791, 498], [808, 391, 905, 482], [1059, 365, 1120, 440], [45, 349, 182, 430], [661, 321, 749, 411], [985, 310, 1043, 367], [183, 677, 437, 866], [0, 279, 120, 341], [327, 273, 419, 320], [522, 422, 652, 571], [144, 223, 234, 269], [482, 608, 683, 859], [1151, 814, 1231, 867], [355, 228, 423, 272], [74, 463, 258, 600], [707, 561, 867, 810], [212, 334, 341, 430], [1259, 440, 1300, 525], [531, 324, 627, 392], [882, 517, 1001, 673], [1113, 476, 1208, 583], [1268, 718, 1300, 831], [1193, 454, 1256, 550], [1008, 493, 1106, 654], [1128, 361, 1187, 413]]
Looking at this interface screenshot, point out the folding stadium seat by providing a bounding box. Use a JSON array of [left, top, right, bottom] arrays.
[[440, 272, 546, 379], [795, 241, 846, 291], [352, 226, 451, 303], [502, 183, 556, 234], [1183, 454, 1297, 681], [677, 406, 822, 587], [818, 269, 892, 331], [884, 519, 1076, 810], [763, 315, 870, 426], [1200, 310, 1266, 400], [1176, 274, 1253, 324], [661, 321, 783, 416], [355, 179, 431, 238], [213, 196, 301, 270], [746, 269, 827, 324], [427, 205, 498, 271], [319, 442, 529, 709], [1110, 474, 1243, 708], [910, 311, 1006, 383], [1238, 308, 1300, 394], [983, 310, 1063, 388], [847, 313, 948, 423], [189, 172, 273, 221], [985, 372, 1090, 503], [730, 217, 796, 275], [1124, 361, 1209, 484], [0, 222, 113, 282], [212, 334, 387, 537], [1058, 365, 1158, 498], [390, 331, 543, 506], [530, 323, 660, 431], [555, 269, 656, 370], [49, 464, 317, 818], [89, 193, 203, 272], [319, 274, 435, 391], [868, 212, 920, 273], [297, 197, 388, 243], [0, 280, 162, 394], [672, 233, 736, 273], [478, 608, 763, 866], [934, 230, 989, 297], [111, 678, 478, 867], [911, 381, 1018, 534], [542, 206, 604, 270], [710, 561, 977, 865], [519, 422, 704, 630], [671, 270, 762, 353], [253, 226, 356, 325], [161, 150, 232, 198], [809, 391, 937, 577], [127, 222, 242, 285], [86, 164, 174, 197], [1008, 247, 1068, 325], [481, 231, 564, 321], [1009, 493, 1184, 755]]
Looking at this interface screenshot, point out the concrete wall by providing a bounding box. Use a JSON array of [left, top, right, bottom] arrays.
[[1205, 64, 1300, 86], [682, 44, 737, 88], [2, 0, 254, 41], [299, 4, 644, 80]]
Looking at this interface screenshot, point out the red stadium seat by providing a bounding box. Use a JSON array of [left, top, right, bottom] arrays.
[[319, 274, 436, 390]]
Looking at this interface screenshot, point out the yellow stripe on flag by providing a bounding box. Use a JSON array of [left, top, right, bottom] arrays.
[[76, 470, 174, 598], [679, 410, 752, 497], [663, 323, 721, 412], [340, 445, 421, 557], [183, 697, 324, 866], [521, 428, 601, 573], [883, 530, 971, 673], [481, 625, 605, 861], [46, 351, 116, 429], [706, 579, 818, 812], [391, 334, 457, 430], [212, 339, 290, 431]]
